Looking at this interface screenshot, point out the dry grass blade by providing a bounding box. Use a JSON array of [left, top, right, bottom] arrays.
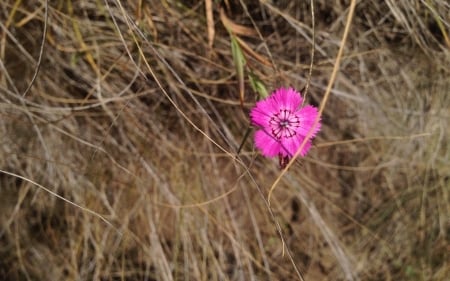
[[0, 169, 118, 233], [1, 0, 449, 280], [20, 0, 47, 98], [425, 0, 450, 49], [234, 35, 272, 67], [205, 0, 215, 48], [268, 0, 357, 204], [220, 7, 257, 37]]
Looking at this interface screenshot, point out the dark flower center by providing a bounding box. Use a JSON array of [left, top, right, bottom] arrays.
[[269, 109, 300, 140]]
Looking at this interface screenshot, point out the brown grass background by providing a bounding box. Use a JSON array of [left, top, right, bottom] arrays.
[[0, 0, 449, 280]]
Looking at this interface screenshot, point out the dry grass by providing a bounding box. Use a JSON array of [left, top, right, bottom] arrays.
[[1, 0, 449, 280]]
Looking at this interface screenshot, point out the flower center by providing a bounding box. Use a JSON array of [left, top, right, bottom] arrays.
[[269, 109, 300, 140]]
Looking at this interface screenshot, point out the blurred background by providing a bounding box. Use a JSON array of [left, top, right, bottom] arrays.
[[0, 0, 448, 280]]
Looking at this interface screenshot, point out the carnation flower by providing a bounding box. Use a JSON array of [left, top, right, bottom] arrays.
[[250, 87, 321, 166]]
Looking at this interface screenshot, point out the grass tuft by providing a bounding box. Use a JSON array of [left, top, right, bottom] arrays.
[[0, 0, 448, 280]]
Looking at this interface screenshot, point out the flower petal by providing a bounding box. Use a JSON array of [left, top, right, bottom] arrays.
[[250, 98, 276, 127], [280, 136, 312, 157], [254, 129, 281, 157], [272, 87, 302, 111], [295, 105, 321, 137], [298, 139, 312, 156]]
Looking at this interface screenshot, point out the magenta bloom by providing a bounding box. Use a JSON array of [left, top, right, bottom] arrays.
[[250, 87, 321, 160]]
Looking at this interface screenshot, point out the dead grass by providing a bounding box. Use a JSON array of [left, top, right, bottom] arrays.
[[0, 0, 449, 280]]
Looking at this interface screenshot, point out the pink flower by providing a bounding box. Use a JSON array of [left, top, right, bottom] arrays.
[[250, 87, 321, 162]]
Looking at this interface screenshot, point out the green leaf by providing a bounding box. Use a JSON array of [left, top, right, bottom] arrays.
[[248, 72, 268, 99], [230, 35, 246, 106]]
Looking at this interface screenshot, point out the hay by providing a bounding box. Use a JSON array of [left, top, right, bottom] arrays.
[[1, 0, 448, 280]]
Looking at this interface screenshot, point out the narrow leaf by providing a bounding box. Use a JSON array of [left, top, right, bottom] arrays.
[[231, 35, 246, 106], [249, 72, 268, 99]]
